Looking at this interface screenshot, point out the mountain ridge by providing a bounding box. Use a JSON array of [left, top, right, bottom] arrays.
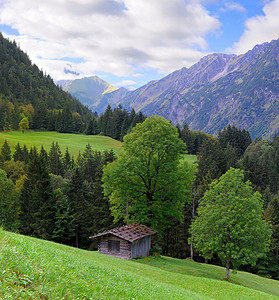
[[59, 39, 279, 139], [57, 76, 123, 113]]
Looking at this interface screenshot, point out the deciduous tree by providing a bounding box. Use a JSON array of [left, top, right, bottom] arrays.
[[191, 168, 272, 279], [19, 116, 29, 134], [103, 116, 193, 233]]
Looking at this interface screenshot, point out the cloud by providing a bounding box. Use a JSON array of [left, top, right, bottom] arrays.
[[221, 2, 246, 13], [0, 0, 220, 81], [115, 79, 137, 90], [231, 0, 279, 54]]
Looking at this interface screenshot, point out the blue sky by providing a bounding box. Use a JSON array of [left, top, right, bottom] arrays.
[[0, 0, 279, 89]]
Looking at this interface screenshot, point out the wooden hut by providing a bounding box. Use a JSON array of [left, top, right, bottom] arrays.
[[89, 223, 157, 259]]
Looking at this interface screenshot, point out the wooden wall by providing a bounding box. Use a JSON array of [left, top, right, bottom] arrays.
[[131, 236, 151, 259], [98, 235, 131, 259]]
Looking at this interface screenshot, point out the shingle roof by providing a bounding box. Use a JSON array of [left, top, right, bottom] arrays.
[[89, 223, 157, 242]]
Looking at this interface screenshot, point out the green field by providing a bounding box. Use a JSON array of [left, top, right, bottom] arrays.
[[0, 130, 197, 162], [1, 229, 278, 299], [0, 130, 122, 157]]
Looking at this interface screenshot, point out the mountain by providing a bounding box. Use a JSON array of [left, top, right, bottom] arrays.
[[57, 76, 129, 114], [0, 32, 92, 132], [58, 39, 279, 139], [118, 39, 279, 139]]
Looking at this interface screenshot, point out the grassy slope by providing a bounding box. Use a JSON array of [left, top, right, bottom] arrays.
[[0, 230, 278, 299], [0, 130, 122, 157], [0, 130, 197, 163]]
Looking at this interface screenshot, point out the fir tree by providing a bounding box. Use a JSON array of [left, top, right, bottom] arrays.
[[13, 142, 23, 162], [1, 139, 11, 161], [22, 144, 29, 164], [48, 142, 63, 176], [20, 150, 55, 239]]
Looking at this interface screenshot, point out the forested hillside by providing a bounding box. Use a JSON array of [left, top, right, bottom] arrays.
[[0, 33, 146, 142], [0, 33, 93, 132]]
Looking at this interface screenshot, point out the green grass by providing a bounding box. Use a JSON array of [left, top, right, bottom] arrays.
[[1, 229, 278, 299], [0, 130, 122, 157], [183, 154, 197, 164], [0, 130, 197, 163]]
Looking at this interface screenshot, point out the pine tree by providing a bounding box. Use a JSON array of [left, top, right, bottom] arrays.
[[13, 142, 23, 162], [22, 144, 29, 164], [52, 189, 75, 244], [85, 119, 94, 135], [67, 167, 87, 248], [1, 139, 11, 161], [62, 147, 74, 178], [19, 150, 55, 239], [48, 142, 63, 175]]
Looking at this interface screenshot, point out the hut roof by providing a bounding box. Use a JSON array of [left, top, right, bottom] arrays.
[[89, 223, 157, 242]]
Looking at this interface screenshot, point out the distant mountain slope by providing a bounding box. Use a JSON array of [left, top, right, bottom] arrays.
[[57, 76, 128, 114], [58, 39, 279, 139], [121, 40, 279, 139]]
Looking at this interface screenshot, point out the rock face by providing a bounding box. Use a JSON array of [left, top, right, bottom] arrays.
[[118, 39, 279, 139], [59, 39, 279, 139]]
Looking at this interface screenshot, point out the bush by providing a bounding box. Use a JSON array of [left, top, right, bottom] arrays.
[[150, 244, 162, 257]]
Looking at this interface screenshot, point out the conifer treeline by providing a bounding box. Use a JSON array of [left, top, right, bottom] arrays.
[[0, 140, 121, 249]]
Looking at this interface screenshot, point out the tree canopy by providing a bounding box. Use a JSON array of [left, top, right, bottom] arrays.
[[103, 116, 194, 233], [191, 168, 272, 279]]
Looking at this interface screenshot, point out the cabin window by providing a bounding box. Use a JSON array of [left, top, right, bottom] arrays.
[[108, 239, 120, 252]]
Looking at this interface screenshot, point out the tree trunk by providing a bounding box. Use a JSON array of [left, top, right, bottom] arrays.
[[190, 236, 194, 260], [225, 256, 230, 280]]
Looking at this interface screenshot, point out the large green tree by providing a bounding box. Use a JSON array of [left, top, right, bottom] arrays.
[[103, 116, 193, 233], [191, 168, 272, 279]]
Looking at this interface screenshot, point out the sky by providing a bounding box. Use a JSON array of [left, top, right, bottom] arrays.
[[0, 0, 279, 90]]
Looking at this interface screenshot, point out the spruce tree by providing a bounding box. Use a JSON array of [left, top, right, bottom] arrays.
[[48, 142, 63, 175], [22, 144, 29, 164], [13, 142, 23, 161], [52, 189, 75, 244], [1, 139, 11, 161], [67, 167, 87, 248], [20, 150, 55, 239]]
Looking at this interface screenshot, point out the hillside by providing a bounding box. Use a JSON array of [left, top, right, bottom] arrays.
[[1, 229, 278, 299], [0, 130, 123, 157], [0, 33, 92, 132], [57, 76, 129, 114]]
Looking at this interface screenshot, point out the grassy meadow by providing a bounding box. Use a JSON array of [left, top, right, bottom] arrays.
[[0, 130, 197, 163], [1, 229, 278, 299], [0, 130, 123, 157]]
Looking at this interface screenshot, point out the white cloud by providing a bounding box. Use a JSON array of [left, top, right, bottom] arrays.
[[231, 0, 279, 54], [221, 2, 246, 13], [0, 0, 220, 81], [115, 79, 136, 90]]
